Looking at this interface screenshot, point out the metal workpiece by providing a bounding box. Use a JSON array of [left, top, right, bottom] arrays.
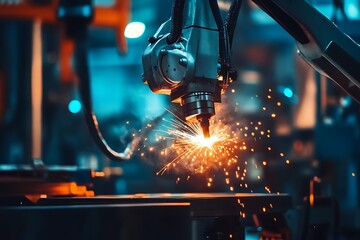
[[35, 193, 292, 217], [0, 193, 292, 240], [0, 202, 192, 240]]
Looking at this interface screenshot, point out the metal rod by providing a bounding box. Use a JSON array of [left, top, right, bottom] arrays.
[[31, 18, 43, 166]]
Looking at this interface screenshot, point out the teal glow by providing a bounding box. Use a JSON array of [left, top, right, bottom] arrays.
[[347, 3, 359, 18], [283, 88, 294, 98], [68, 100, 82, 114]]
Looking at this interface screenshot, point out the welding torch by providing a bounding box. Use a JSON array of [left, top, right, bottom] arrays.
[[142, 0, 240, 138]]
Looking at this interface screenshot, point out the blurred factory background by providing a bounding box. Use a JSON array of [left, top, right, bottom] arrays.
[[0, 0, 360, 239]]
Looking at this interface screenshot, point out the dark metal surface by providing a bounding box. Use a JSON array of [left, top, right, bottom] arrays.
[[0, 202, 192, 240], [36, 193, 292, 217], [0, 193, 291, 240]]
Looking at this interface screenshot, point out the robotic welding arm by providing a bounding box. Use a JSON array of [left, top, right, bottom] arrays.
[[252, 0, 360, 103], [142, 0, 360, 138], [142, 0, 239, 138]]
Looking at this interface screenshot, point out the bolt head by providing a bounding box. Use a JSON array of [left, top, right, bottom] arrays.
[[179, 58, 188, 66]]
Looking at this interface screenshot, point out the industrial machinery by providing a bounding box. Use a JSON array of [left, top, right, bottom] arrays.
[[0, 0, 360, 239], [142, 0, 360, 138]]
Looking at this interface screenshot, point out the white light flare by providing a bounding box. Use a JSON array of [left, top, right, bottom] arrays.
[[124, 22, 146, 39], [192, 135, 220, 149]]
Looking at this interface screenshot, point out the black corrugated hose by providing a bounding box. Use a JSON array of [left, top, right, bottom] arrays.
[[74, 35, 164, 162], [74, 37, 131, 161], [167, 0, 186, 44], [209, 0, 230, 64], [225, 0, 242, 49]]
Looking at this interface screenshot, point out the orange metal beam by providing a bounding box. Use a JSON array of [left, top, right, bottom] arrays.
[[0, 0, 129, 52], [0, 0, 129, 83]]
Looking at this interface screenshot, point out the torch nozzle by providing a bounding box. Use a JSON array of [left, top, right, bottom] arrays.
[[181, 91, 215, 139], [198, 116, 210, 138]]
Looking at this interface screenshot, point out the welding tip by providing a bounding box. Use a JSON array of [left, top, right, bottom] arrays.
[[197, 116, 210, 138]]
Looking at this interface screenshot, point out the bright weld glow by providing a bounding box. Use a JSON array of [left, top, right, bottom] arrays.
[[124, 22, 146, 39], [155, 111, 239, 175], [68, 100, 82, 114], [192, 135, 220, 149]]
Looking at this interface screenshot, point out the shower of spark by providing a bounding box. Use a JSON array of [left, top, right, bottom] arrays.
[[156, 112, 240, 176], [135, 88, 295, 193]]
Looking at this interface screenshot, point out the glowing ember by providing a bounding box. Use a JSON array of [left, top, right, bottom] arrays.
[[191, 135, 221, 149]]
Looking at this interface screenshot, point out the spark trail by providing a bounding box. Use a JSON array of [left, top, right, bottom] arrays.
[[156, 111, 240, 176]]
